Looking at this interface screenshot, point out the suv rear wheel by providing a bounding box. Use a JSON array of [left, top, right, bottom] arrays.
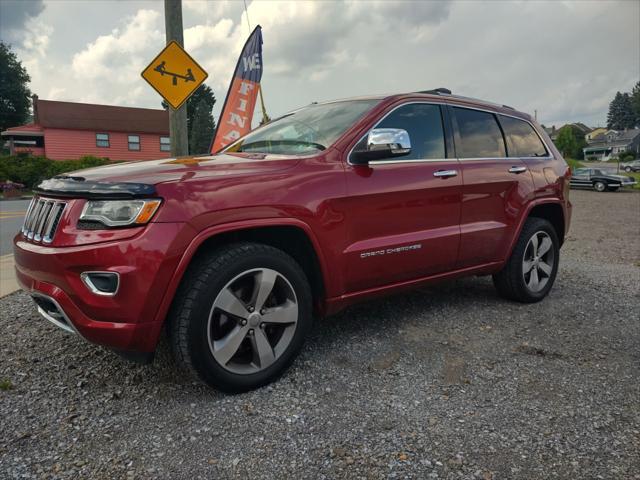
[[169, 242, 312, 392], [492, 217, 559, 303]]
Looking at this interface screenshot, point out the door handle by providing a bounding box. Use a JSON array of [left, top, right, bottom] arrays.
[[508, 166, 528, 174], [433, 169, 458, 178]]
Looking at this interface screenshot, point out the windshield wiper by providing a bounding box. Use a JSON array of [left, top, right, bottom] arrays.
[[237, 139, 326, 153]]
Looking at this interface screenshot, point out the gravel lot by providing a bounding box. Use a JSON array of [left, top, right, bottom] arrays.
[[1, 189, 639, 479]]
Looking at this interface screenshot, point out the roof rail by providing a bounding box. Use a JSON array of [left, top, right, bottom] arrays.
[[414, 90, 519, 112], [417, 88, 452, 95]]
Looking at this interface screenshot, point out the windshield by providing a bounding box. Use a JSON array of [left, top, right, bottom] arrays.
[[225, 99, 380, 155]]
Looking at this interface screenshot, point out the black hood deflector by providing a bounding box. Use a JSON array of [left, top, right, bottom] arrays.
[[35, 176, 156, 199]]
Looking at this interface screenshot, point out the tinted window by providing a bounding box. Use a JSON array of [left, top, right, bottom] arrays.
[[453, 107, 505, 158], [499, 115, 547, 157], [374, 103, 445, 160]]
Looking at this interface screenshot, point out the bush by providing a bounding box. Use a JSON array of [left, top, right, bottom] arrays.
[[0, 155, 112, 189], [565, 158, 584, 170]]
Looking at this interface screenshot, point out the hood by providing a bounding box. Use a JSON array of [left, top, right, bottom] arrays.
[[34, 152, 303, 199], [70, 152, 301, 185]]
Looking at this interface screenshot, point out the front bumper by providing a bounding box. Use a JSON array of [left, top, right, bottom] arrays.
[[14, 222, 189, 352]]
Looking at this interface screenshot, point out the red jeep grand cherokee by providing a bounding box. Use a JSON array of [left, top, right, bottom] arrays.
[[14, 89, 572, 392]]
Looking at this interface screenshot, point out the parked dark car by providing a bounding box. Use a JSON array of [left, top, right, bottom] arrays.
[[620, 160, 640, 172], [570, 168, 637, 192]]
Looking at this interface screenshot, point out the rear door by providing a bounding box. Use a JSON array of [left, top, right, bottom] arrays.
[[342, 102, 462, 293], [450, 106, 535, 269]]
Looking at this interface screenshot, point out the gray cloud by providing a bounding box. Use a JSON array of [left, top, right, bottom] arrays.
[[9, 0, 639, 128], [0, 0, 45, 43], [360, 1, 451, 27], [237, 1, 452, 79]]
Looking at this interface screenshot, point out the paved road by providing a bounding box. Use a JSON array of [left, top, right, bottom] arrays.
[[0, 199, 30, 296], [0, 199, 29, 255]]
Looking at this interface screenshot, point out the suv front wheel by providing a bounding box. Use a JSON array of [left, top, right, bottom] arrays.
[[169, 242, 313, 392], [493, 217, 560, 303]]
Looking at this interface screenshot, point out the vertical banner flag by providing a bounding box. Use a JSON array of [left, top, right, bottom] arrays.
[[210, 25, 263, 153]]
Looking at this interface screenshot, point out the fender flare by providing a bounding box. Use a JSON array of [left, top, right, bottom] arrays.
[[504, 198, 567, 261], [151, 217, 330, 326]]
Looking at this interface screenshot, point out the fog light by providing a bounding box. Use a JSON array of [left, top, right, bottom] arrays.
[[81, 272, 119, 296]]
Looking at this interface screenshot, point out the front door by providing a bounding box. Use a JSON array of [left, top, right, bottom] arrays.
[[342, 102, 462, 293]]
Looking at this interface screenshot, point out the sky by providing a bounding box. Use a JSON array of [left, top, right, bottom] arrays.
[[1, 0, 639, 128]]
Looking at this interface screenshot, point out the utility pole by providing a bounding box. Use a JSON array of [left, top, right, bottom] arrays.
[[164, 0, 189, 157]]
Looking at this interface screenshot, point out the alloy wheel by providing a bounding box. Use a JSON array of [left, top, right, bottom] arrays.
[[522, 231, 555, 293], [207, 268, 298, 374], [594, 181, 606, 192]]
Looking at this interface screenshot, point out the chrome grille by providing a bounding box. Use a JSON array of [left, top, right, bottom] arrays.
[[22, 197, 66, 243]]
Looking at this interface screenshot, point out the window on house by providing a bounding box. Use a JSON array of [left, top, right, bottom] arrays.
[[128, 135, 141, 151], [160, 136, 171, 152], [96, 133, 110, 148]]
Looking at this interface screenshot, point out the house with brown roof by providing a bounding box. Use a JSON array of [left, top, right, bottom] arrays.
[[1, 96, 170, 161]]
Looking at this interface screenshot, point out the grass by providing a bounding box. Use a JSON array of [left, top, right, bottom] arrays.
[[625, 171, 640, 190], [0, 379, 13, 391], [565, 158, 584, 170]]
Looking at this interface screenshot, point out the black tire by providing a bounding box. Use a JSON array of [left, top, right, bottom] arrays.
[[593, 181, 606, 192], [624, 166, 631, 172], [492, 217, 560, 303], [168, 242, 313, 393]]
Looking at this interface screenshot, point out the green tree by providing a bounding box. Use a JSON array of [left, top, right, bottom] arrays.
[[162, 84, 216, 154], [555, 126, 577, 157], [0, 42, 32, 132], [607, 91, 635, 130], [189, 98, 215, 154], [631, 81, 640, 127], [555, 125, 579, 158]]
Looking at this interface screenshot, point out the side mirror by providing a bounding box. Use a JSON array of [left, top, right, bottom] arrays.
[[351, 128, 412, 164]]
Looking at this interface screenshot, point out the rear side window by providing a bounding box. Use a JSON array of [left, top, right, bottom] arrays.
[[499, 115, 548, 157], [374, 103, 446, 160], [453, 107, 505, 158]]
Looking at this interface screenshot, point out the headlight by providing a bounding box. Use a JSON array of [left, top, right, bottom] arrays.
[[79, 199, 162, 227]]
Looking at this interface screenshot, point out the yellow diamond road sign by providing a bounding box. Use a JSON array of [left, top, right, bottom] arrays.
[[141, 41, 208, 110]]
